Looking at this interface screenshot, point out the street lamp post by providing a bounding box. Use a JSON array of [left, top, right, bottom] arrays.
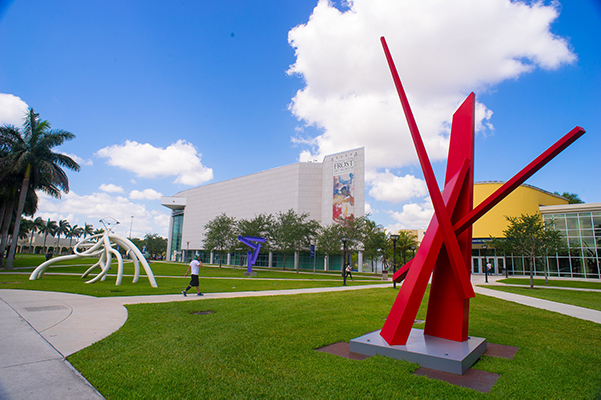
[[390, 234, 399, 289], [482, 244, 488, 283], [311, 240, 316, 275], [341, 236, 349, 286]]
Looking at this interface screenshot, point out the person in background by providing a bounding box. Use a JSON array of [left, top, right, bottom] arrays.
[[182, 254, 203, 296]]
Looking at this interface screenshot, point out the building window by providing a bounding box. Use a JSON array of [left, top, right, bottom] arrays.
[[541, 211, 600, 279], [171, 212, 184, 253]]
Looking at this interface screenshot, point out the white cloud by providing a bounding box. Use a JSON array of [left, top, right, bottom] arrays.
[[62, 152, 93, 167], [153, 213, 171, 230], [36, 191, 169, 237], [287, 0, 575, 178], [386, 199, 434, 231], [99, 183, 124, 193], [0, 94, 28, 126], [369, 171, 427, 203], [96, 140, 214, 186], [129, 188, 163, 200]]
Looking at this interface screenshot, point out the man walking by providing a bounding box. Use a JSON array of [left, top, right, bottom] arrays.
[[182, 254, 203, 296]]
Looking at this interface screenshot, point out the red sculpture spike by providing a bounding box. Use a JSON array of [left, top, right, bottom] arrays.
[[379, 36, 585, 346]]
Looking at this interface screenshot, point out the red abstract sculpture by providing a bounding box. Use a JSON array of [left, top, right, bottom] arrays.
[[379, 37, 585, 345]]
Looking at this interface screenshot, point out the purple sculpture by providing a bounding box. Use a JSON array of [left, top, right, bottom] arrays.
[[238, 236, 266, 275]]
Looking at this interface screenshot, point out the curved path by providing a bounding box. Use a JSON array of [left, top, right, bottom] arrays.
[[1, 276, 599, 399]]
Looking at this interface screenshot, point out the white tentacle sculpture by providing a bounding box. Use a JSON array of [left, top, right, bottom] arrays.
[[30, 230, 158, 288]]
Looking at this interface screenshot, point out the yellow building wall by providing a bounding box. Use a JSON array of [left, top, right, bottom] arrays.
[[472, 183, 568, 238]]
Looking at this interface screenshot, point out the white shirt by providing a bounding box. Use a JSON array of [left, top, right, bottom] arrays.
[[190, 259, 201, 275]]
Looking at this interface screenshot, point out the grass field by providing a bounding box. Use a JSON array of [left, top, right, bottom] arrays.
[[0, 255, 386, 297], [3, 255, 601, 398], [67, 287, 601, 399], [498, 278, 601, 290]]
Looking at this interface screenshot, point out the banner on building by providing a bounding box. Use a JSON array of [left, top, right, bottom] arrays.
[[332, 151, 356, 222]]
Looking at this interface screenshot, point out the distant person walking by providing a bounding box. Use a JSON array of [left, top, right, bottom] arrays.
[[182, 255, 203, 296], [345, 264, 353, 281]]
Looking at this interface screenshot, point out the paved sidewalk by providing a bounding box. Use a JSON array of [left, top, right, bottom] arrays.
[[1, 276, 599, 399], [0, 290, 118, 399]]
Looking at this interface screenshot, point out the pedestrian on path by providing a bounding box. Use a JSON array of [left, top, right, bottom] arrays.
[[345, 264, 353, 281], [182, 255, 203, 296]]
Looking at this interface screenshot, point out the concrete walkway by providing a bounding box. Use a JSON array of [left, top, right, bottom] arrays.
[[472, 275, 601, 324], [1, 276, 599, 399]]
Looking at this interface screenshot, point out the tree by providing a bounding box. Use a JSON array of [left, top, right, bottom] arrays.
[[39, 219, 57, 254], [0, 109, 79, 268], [336, 215, 368, 268], [388, 230, 419, 270], [203, 213, 237, 267], [0, 165, 40, 264], [236, 214, 274, 252], [18, 218, 33, 240], [553, 191, 584, 204], [270, 209, 319, 270], [55, 219, 71, 253], [27, 216, 45, 253], [130, 238, 145, 253], [83, 223, 94, 238], [67, 224, 84, 249], [144, 233, 167, 259], [490, 213, 565, 288], [363, 219, 389, 273], [315, 223, 343, 271]]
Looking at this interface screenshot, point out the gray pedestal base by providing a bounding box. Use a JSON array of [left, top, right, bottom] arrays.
[[350, 329, 486, 375], [243, 271, 257, 277]]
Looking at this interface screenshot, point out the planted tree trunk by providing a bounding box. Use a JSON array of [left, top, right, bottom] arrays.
[[530, 256, 535, 289], [6, 165, 30, 269], [0, 199, 15, 267]]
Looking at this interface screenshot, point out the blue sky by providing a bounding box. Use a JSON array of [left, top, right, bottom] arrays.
[[1, 0, 599, 238]]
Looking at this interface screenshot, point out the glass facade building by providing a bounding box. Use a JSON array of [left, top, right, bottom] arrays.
[[540, 205, 601, 279], [474, 203, 601, 279]]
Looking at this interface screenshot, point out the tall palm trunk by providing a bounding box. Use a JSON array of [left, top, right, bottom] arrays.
[[42, 232, 49, 252], [29, 230, 35, 253], [5, 165, 30, 269], [0, 198, 15, 267], [0, 202, 5, 232]]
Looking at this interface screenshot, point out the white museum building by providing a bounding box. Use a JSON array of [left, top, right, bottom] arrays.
[[161, 148, 365, 270]]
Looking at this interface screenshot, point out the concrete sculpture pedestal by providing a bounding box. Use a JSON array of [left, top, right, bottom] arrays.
[[350, 329, 486, 375]]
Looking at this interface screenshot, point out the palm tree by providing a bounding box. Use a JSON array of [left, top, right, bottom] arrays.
[[67, 224, 84, 249], [26, 216, 46, 253], [18, 218, 34, 254], [390, 230, 419, 269], [83, 223, 94, 238], [0, 109, 79, 268], [0, 170, 40, 264], [39, 219, 57, 254], [55, 219, 71, 254]]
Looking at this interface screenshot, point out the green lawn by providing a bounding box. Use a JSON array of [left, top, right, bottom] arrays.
[[0, 257, 386, 297], [5, 254, 601, 398], [4, 254, 382, 281], [483, 285, 601, 312], [0, 271, 385, 297], [498, 278, 601, 290], [67, 288, 601, 399]]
